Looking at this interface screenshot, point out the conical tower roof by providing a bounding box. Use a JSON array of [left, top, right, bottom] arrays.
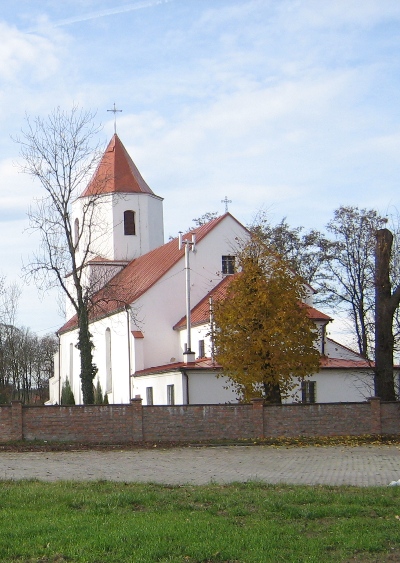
[[81, 134, 155, 197]]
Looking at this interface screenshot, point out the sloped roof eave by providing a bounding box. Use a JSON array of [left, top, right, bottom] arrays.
[[57, 305, 126, 336]]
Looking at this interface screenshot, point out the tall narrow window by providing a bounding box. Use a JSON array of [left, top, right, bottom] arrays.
[[74, 218, 79, 251], [69, 343, 74, 388], [146, 387, 153, 405], [167, 384, 175, 406], [198, 339, 205, 358], [105, 328, 112, 394], [124, 210, 136, 235], [301, 381, 316, 404], [222, 255, 235, 275]]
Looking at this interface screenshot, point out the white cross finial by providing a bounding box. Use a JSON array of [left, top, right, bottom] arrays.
[[107, 103, 122, 134], [221, 196, 232, 213]]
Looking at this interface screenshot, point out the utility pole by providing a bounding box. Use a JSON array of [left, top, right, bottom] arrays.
[[179, 232, 196, 359]]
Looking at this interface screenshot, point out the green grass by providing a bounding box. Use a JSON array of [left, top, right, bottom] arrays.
[[0, 481, 399, 562]]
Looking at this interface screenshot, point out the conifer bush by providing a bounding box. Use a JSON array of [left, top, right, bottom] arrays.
[[61, 378, 75, 405]]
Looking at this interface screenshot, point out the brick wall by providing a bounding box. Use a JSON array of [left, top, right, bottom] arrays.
[[0, 398, 398, 444], [380, 401, 400, 434], [22, 405, 134, 443], [142, 404, 259, 441], [264, 403, 373, 437], [0, 405, 13, 441]]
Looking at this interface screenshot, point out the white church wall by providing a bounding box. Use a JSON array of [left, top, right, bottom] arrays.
[[72, 195, 115, 263], [186, 372, 240, 404], [325, 338, 364, 360], [111, 193, 164, 260], [58, 310, 133, 405], [132, 371, 184, 405], [58, 327, 82, 404], [90, 311, 132, 404], [72, 191, 164, 266], [289, 369, 374, 403], [177, 324, 213, 359], [47, 350, 60, 404], [133, 333, 144, 372]]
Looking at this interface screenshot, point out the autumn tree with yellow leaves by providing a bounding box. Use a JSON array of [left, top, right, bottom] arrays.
[[213, 237, 321, 403]]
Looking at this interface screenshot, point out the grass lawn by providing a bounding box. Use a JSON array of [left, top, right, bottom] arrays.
[[0, 481, 399, 562]]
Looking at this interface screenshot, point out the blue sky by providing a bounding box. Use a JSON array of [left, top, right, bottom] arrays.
[[1, 0, 400, 336]]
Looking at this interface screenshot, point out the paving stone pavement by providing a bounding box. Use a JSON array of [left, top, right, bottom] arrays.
[[0, 445, 400, 486]]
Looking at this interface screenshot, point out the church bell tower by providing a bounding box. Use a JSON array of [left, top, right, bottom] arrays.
[[72, 134, 164, 264]]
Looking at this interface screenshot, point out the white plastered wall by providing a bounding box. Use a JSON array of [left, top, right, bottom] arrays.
[[288, 369, 374, 403], [58, 309, 133, 405], [72, 192, 164, 264], [132, 371, 184, 405], [185, 372, 240, 404], [177, 324, 213, 360], [111, 193, 164, 260], [89, 310, 132, 404]]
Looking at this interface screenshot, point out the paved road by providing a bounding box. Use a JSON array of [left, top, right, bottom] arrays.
[[0, 445, 400, 486]]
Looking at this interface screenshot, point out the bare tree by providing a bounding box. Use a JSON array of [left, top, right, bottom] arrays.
[[0, 324, 57, 404], [15, 106, 106, 404], [320, 206, 387, 359], [250, 212, 331, 287]]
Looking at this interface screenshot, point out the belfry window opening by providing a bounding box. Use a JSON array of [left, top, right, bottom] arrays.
[[124, 210, 136, 235]]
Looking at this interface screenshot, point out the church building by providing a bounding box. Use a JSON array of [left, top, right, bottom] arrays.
[[48, 135, 375, 405]]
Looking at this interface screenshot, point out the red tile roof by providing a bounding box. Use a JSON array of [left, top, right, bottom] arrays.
[[58, 214, 236, 334], [320, 357, 373, 369], [173, 276, 233, 329], [132, 331, 144, 339], [81, 134, 156, 197], [134, 357, 221, 376], [301, 303, 332, 322], [173, 274, 332, 330], [133, 354, 376, 376]]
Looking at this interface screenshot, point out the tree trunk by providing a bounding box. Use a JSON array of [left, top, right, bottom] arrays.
[[374, 229, 396, 401], [263, 382, 282, 403], [77, 304, 96, 404]]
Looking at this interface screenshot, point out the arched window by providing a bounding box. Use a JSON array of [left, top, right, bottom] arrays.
[[124, 210, 136, 235], [69, 343, 74, 388], [105, 328, 112, 394], [74, 218, 79, 251]]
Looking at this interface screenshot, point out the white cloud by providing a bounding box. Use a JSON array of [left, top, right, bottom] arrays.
[[277, 0, 400, 30], [0, 22, 60, 82], [0, 158, 40, 218]]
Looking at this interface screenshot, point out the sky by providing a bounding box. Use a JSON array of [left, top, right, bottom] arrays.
[[1, 0, 400, 339]]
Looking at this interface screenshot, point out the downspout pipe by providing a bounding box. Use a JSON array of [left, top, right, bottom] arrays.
[[182, 370, 190, 405], [57, 332, 61, 405], [126, 305, 132, 403]]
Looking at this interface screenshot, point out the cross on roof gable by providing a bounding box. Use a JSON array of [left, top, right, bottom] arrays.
[[81, 134, 155, 197]]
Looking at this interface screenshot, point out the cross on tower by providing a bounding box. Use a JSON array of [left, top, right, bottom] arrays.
[[107, 103, 122, 134], [221, 196, 232, 213]]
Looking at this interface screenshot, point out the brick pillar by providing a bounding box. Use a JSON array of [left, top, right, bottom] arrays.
[[131, 397, 143, 441], [369, 397, 382, 435], [11, 401, 23, 441], [251, 398, 265, 438]]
